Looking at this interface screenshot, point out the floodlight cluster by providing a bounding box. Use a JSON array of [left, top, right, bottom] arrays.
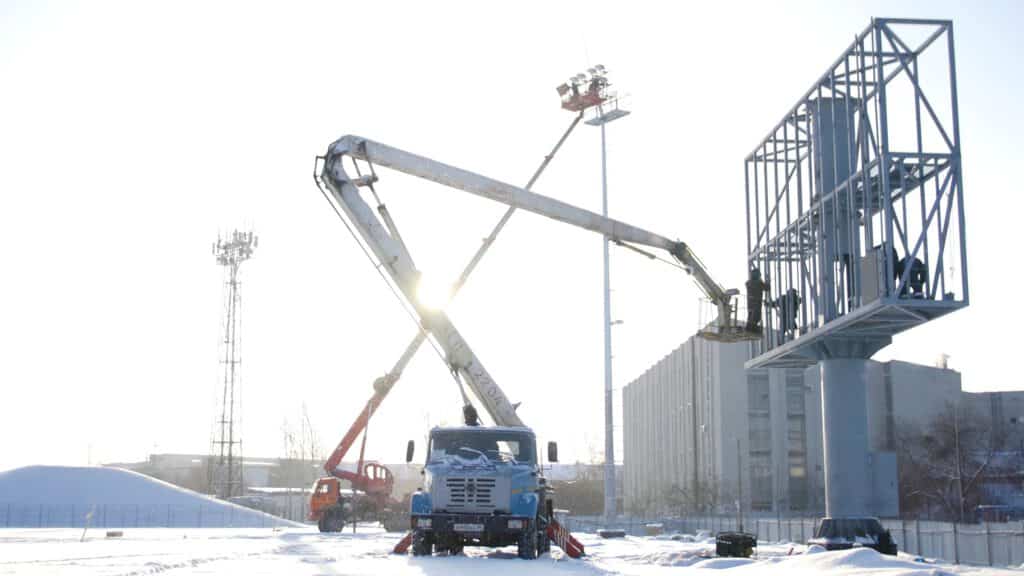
[[556, 65, 610, 112]]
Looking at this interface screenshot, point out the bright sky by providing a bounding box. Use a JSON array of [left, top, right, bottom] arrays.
[[2, 1, 1021, 473]]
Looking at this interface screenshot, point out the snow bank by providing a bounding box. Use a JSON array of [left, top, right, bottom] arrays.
[[0, 466, 299, 528], [777, 547, 920, 571]]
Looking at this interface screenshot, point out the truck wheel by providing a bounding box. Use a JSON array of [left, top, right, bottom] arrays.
[[325, 506, 345, 532], [442, 536, 463, 556], [517, 521, 538, 559], [434, 534, 461, 556], [412, 529, 433, 556]]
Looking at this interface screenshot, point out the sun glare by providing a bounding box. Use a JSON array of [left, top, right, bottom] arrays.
[[416, 274, 453, 311]]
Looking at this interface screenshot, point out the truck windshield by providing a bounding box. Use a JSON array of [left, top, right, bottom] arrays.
[[429, 430, 535, 465]]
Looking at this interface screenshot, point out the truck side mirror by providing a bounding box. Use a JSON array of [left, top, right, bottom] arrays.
[[547, 441, 558, 463], [406, 440, 415, 463]]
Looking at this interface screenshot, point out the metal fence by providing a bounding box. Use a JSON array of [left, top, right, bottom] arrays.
[[0, 503, 291, 529], [564, 514, 1024, 568]]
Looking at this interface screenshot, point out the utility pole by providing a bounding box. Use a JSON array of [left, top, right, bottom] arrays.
[[581, 69, 626, 522], [596, 103, 619, 525], [954, 399, 965, 522], [561, 65, 630, 525], [737, 438, 743, 532]]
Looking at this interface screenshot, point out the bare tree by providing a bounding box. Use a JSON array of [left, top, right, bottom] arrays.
[[897, 402, 1011, 521], [300, 403, 323, 465], [663, 476, 722, 516], [276, 406, 324, 491], [551, 464, 604, 516]]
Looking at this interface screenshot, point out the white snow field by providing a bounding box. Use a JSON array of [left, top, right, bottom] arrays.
[[0, 466, 298, 528], [1, 525, 1021, 576]]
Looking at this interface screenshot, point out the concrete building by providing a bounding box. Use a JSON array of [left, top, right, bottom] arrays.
[[960, 391, 1024, 512], [623, 336, 971, 518], [622, 336, 818, 516]]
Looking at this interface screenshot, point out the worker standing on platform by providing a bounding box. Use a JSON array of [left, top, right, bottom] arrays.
[[898, 255, 928, 298], [746, 268, 767, 333], [775, 288, 802, 340]]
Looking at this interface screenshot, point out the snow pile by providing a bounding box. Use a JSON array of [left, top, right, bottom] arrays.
[[752, 547, 951, 575], [578, 533, 716, 570], [0, 466, 299, 528]]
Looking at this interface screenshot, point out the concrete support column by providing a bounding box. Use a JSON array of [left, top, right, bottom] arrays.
[[820, 358, 871, 518]]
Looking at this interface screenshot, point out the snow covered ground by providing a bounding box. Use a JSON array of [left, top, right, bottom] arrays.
[[2, 525, 1020, 575]]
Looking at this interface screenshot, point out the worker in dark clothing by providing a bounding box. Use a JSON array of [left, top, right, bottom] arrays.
[[463, 403, 481, 427], [745, 268, 768, 333], [775, 288, 802, 340], [897, 256, 927, 298], [891, 246, 903, 285]]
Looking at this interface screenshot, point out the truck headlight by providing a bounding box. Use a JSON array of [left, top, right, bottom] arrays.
[[416, 518, 432, 529], [508, 519, 524, 530]]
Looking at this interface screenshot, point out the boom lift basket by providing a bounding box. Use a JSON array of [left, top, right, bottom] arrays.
[[697, 297, 762, 343]]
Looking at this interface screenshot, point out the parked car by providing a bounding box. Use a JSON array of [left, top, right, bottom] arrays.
[[807, 517, 897, 555]]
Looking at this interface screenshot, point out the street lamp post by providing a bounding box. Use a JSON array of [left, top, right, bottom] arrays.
[[558, 66, 630, 524]]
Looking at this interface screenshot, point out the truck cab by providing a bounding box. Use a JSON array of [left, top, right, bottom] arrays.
[[308, 477, 351, 532], [407, 426, 556, 559]]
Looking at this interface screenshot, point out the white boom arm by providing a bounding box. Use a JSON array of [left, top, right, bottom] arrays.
[[320, 135, 739, 426]]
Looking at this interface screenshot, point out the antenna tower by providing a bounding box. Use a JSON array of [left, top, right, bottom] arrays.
[[211, 229, 257, 498]]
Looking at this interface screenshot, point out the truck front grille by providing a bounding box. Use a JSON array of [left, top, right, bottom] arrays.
[[444, 477, 497, 512]]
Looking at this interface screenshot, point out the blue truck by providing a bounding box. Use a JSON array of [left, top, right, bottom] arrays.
[[405, 425, 559, 559]]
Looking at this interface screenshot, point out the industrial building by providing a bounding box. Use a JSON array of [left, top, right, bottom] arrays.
[[622, 337, 819, 517], [621, 334, 1019, 518]]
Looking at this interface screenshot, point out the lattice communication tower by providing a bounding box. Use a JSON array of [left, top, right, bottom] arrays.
[[211, 230, 257, 498]]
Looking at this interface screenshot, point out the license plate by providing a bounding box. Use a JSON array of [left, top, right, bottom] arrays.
[[453, 523, 484, 532]]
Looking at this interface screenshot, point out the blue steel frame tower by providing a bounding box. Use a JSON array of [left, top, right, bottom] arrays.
[[744, 19, 968, 518]]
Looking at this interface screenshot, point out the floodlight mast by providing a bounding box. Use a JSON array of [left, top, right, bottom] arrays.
[[561, 63, 634, 523]]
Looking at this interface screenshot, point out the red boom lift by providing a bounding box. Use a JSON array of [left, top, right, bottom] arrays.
[[308, 372, 408, 532]]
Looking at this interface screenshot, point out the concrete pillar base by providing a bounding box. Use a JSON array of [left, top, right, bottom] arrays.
[[820, 358, 871, 518]]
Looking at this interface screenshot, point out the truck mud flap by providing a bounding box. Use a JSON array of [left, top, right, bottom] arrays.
[[392, 531, 413, 554], [547, 520, 584, 558]]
